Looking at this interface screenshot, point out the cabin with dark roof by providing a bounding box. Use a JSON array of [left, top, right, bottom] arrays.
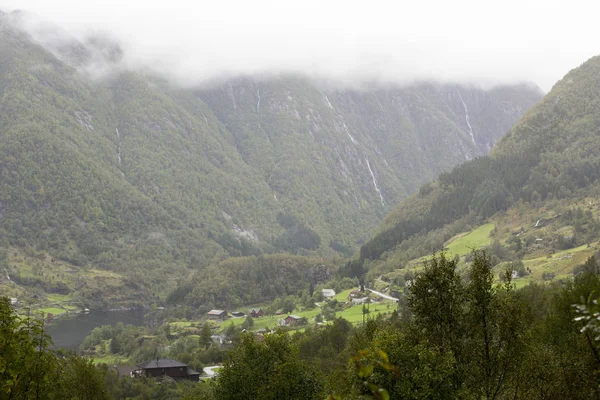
[[136, 359, 201, 381]]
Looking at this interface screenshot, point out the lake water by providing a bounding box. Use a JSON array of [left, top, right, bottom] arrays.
[[46, 310, 146, 349]]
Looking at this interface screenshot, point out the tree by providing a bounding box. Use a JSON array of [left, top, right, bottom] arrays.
[[1, 297, 57, 398], [214, 332, 324, 400], [281, 297, 296, 314], [0, 296, 109, 399], [110, 336, 121, 354], [464, 251, 525, 399], [199, 322, 213, 350], [406, 253, 465, 353], [242, 315, 254, 330]]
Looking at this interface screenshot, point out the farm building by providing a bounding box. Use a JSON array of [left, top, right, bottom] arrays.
[[207, 310, 228, 319]]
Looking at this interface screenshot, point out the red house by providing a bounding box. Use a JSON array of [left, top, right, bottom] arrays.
[[249, 308, 264, 318], [284, 315, 302, 326]]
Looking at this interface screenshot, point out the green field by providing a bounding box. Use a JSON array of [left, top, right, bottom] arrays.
[[521, 243, 597, 280], [218, 294, 397, 333], [444, 223, 495, 256], [337, 302, 396, 324], [334, 289, 353, 302], [410, 223, 496, 266], [220, 306, 324, 332], [38, 307, 68, 316]]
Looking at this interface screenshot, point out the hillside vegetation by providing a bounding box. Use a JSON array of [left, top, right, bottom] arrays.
[[355, 55, 600, 287], [0, 12, 541, 305]]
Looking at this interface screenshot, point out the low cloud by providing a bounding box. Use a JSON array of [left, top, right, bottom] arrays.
[[1, 0, 599, 91]]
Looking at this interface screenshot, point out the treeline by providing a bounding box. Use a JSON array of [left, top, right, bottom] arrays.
[[6, 252, 600, 398], [80, 321, 227, 372], [166, 254, 338, 310], [204, 252, 600, 399], [0, 296, 213, 399]]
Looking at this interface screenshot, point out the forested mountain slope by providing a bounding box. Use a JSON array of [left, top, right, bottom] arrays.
[[0, 11, 541, 304], [357, 55, 600, 278]]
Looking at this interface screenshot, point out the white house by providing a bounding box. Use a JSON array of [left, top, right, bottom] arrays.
[[322, 289, 336, 299], [352, 297, 369, 305]]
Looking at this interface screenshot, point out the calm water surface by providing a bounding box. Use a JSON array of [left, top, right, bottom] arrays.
[[46, 310, 146, 349]]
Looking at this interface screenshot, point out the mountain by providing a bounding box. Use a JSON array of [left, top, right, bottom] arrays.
[[356, 56, 600, 283], [0, 11, 541, 305]]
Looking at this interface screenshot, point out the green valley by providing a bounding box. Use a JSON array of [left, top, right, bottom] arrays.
[[0, 11, 541, 307]]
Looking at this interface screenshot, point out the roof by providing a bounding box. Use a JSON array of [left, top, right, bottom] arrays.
[[250, 308, 263, 313], [207, 309, 226, 315], [186, 367, 201, 376], [322, 289, 336, 297], [138, 359, 188, 370], [286, 315, 302, 320]]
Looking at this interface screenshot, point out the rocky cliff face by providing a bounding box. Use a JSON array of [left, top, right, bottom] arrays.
[[196, 79, 541, 244]]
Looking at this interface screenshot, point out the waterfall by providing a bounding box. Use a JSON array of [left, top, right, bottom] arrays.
[[5, 267, 15, 286], [256, 90, 270, 144], [346, 131, 358, 145], [116, 128, 125, 176], [366, 158, 385, 206], [256, 89, 261, 114], [458, 92, 476, 144], [115, 128, 122, 165]]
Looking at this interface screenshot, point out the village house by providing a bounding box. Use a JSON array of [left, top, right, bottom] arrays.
[[284, 315, 302, 326], [352, 297, 370, 305], [135, 359, 201, 381], [249, 308, 264, 317], [322, 289, 336, 300], [231, 311, 245, 317], [207, 309, 228, 319]]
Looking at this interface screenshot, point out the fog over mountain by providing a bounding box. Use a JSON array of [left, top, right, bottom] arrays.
[[1, 0, 598, 90]]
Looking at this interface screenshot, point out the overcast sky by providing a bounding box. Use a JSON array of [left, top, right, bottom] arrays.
[[1, 0, 598, 91]]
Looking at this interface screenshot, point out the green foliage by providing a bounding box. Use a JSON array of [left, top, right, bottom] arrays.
[[199, 322, 213, 350], [0, 296, 109, 399], [175, 254, 336, 309], [406, 253, 465, 352], [214, 332, 324, 399]]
